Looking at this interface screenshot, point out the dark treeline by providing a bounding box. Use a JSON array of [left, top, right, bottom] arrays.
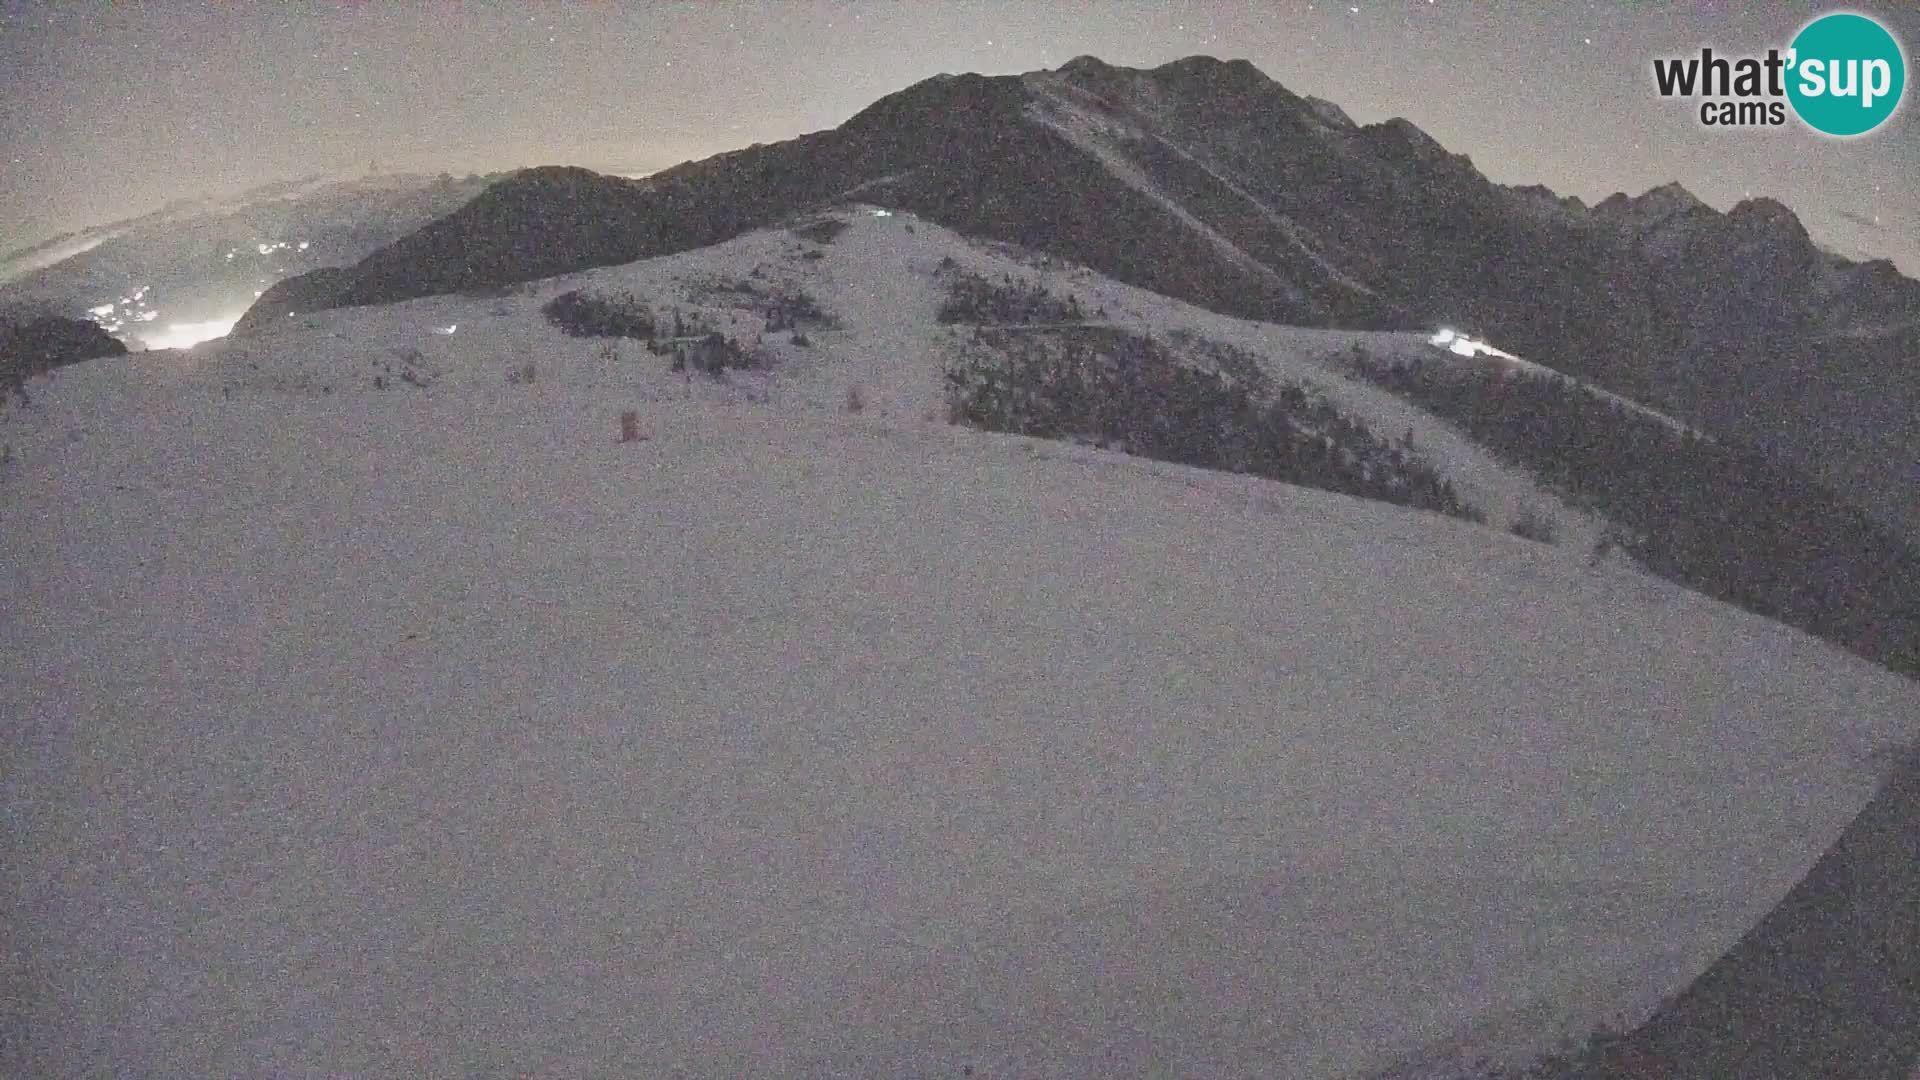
[[1348, 348, 1920, 676], [936, 266, 1091, 326], [946, 326, 1483, 523]]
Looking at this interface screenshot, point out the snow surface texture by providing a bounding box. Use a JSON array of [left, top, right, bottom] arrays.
[[4, 210, 1916, 1077]]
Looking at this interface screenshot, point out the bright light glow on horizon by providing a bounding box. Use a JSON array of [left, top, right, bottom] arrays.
[[141, 314, 242, 351]]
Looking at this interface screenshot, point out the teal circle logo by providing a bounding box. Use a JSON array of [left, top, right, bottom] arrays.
[[1786, 12, 1906, 136]]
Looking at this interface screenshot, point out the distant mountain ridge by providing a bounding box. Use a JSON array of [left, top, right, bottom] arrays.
[[2, 173, 501, 346], [238, 55, 1920, 534], [1, 313, 126, 391]]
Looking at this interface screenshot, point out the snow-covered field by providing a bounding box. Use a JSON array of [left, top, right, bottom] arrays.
[[4, 211, 1915, 1077]]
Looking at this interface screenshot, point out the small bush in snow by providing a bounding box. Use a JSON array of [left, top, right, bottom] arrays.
[[1509, 506, 1558, 544], [542, 289, 655, 340], [845, 385, 865, 414], [506, 362, 537, 385], [789, 218, 850, 245], [763, 290, 838, 333]]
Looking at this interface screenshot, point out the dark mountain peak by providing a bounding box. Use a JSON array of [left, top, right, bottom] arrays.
[[1595, 181, 1709, 220], [842, 67, 1026, 137], [1301, 95, 1357, 130], [1728, 196, 1810, 243], [1643, 180, 1705, 207], [1593, 182, 1722, 240], [1151, 54, 1263, 79], [1147, 55, 1286, 101], [1367, 116, 1446, 156], [505, 164, 624, 187], [1507, 182, 1589, 216], [1057, 54, 1114, 77], [1853, 257, 1913, 290], [475, 165, 640, 207], [1511, 182, 1563, 201], [1360, 116, 1485, 183]]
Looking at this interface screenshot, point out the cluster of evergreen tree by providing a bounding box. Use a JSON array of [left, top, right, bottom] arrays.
[[945, 327, 1482, 522], [1347, 349, 1920, 676], [1166, 330, 1271, 390], [667, 331, 761, 377], [762, 289, 836, 332], [936, 271, 1089, 326], [538, 291, 767, 379], [540, 289, 656, 340]]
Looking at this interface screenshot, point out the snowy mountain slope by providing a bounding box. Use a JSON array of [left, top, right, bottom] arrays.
[[224, 208, 1601, 550], [4, 213, 1918, 1078], [241, 55, 1920, 539], [1021, 66, 1379, 304], [69, 209, 1920, 675]]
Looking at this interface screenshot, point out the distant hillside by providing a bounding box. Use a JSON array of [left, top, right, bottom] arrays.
[[239, 56, 1920, 540], [2, 173, 499, 348], [2, 313, 126, 398], [244, 207, 1920, 682]]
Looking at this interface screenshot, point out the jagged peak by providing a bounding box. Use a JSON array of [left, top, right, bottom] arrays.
[[1372, 116, 1439, 146], [1153, 54, 1256, 74], [1148, 54, 1277, 92], [841, 68, 1022, 134], [1638, 180, 1706, 209], [1057, 55, 1113, 77], [1728, 196, 1812, 245], [1507, 183, 1589, 215], [1593, 181, 1716, 223], [1363, 116, 1454, 163], [1729, 195, 1797, 222], [1302, 95, 1356, 130]]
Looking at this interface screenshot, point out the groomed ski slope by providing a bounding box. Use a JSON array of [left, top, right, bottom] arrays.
[[4, 212, 1917, 1078]]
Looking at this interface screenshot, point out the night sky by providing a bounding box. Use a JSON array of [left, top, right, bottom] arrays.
[[3, 1, 1916, 273]]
